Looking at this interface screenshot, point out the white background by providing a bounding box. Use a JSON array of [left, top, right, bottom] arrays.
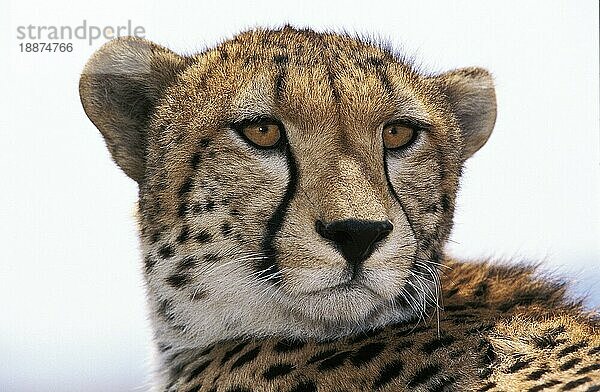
[[2, 1, 598, 391]]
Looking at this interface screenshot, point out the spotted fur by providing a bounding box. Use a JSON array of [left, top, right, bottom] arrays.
[[80, 27, 599, 391]]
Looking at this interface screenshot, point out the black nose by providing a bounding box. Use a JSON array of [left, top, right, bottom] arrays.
[[315, 219, 393, 270]]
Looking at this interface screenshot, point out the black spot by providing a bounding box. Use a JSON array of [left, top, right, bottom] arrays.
[[150, 231, 161, 244], [274, 56, 288, 99], [186, 360, 211, 382], [396, 340, 414, 350], [273, 54, 288, 64], [422, 335, 456, 354], [230, 346, 261, 370], [157, 342, 171, 352], [178, 202, 188, 217], [230, 208, 241, 217], [450, 349, 466, 359], [481, 341, 496, 368], [430, 251, 442, 266], [167, 273, 190, 288], [205, 199, 216, 212], [324, 65, 340, 102], [178, 256, 197, 270], [189, 288, 207, 301], [558, 341, 588, 358], [506, 359, 531, 373], [474, 282, 488, 297], [425, 203, 439, 214], [177, 226, 190, 243], [263, 363, 294, 380], [588, 346, 600, 355], [445, 287, 459, 298], [159, 244, 175, 259], [527, 368, 549, 380], [559, 357, 582, 371], [192, 203, 204, 214], [178, 178, 193, 197], [561, 377, 591, 390], [351, 342, 386, 366], [317, 351, 351, 371], [475, 338, 487, 350], [478, 382, 496, 391], [407, 364, 442, 388], [274, 339, 306, 353], [440, 194, 451, 211], [527, 380, 561, 392], [275, 72, 286, 98], [585, 385, 600, 392], [204, 253, 220, 263], [200, 138, 211, 148], [195, 230, 213, 243], [221, 341, 248, 364], [289, 380, 317, 392], [200, 345, 214, 356], [577, 363, 600, 374], [221, 222, 233, 237], [307, 349, 337, 364], [190, 152, 201, 170], [373, 359, 403, 389], [367, 56, 384, 67], [418, 238, 433, 252], [443, 304, 467, 312], [478, 367, 492, 380], [144, 256, 156, 273]]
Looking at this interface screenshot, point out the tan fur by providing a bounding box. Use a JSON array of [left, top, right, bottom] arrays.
[[79, 27, 598, 391]]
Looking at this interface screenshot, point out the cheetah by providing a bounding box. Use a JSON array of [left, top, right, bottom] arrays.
[[79, 27, 599, 391]]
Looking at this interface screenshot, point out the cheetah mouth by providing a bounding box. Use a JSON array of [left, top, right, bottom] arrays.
[[300, 278, 377, 296], [280, 259, 412, 301]]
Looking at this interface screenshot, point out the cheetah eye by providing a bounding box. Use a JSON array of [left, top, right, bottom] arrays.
[[241, 122, 282, 148], [382, 123, 416, 150]]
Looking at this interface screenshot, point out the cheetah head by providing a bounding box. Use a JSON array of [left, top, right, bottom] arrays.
[[80, 27, 496, 350]]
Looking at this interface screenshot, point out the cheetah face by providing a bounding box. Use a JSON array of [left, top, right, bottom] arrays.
[[80, 28, 495, 344]]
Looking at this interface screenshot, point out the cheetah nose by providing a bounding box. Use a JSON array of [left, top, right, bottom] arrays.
[[315, 219, 393, 272]]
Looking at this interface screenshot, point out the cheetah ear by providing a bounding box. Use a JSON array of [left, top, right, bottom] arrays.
[[79, 37, 191, 183], [434, 67, 497, 159]]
